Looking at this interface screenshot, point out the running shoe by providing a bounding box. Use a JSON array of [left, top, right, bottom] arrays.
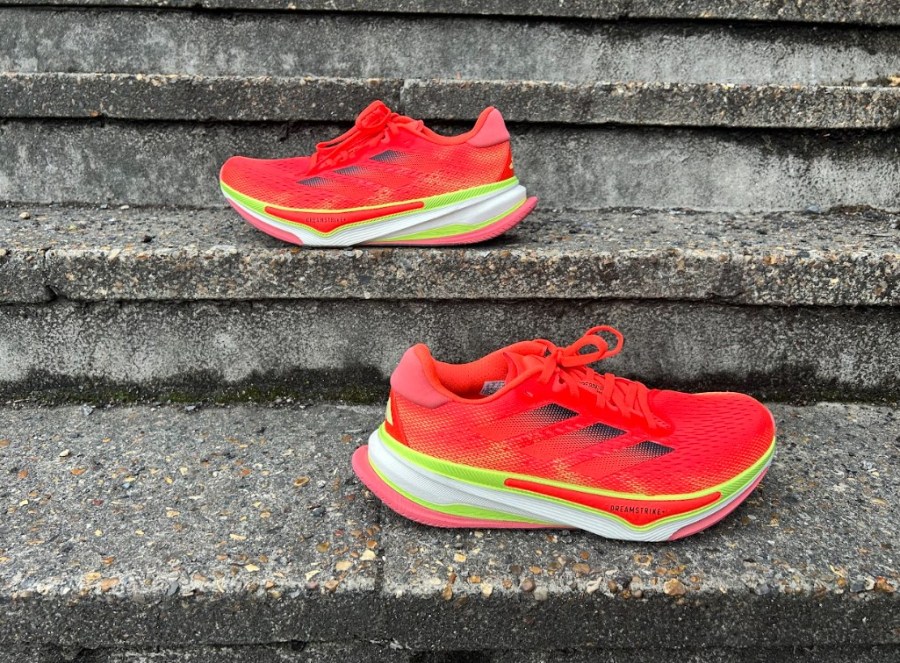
[[220, 101, 537, 247], [353, 326, 776, 541]]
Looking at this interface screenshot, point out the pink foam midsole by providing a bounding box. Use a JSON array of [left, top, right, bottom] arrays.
[[668, 468, 769, 540], [228, 199, 303, 245]]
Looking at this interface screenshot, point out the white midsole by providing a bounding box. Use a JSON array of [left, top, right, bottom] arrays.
[[367, 429, 771, 542], [224, 183, 526, 247]]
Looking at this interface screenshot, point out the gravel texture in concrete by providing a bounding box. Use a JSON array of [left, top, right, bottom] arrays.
[[4, 644, 900, 662], [0, 403, 897, 651], [0, 404, 382, 647], [1, 205, 898, 307], [4, 9, 900, 85], [493, 647, 900, 663], [2, 121, 899, 211], [4, 74, 900, 130], [0, 642, 410, 663], [3, 0, 900, 25], [0, 299, 897, 402]]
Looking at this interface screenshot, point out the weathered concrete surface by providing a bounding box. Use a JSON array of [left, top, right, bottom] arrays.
[[1, 205, 898, 307], [4, 0, 900, 26], [0, 74, 400, 124], [402, 79, 900, 130], [5, 74, 900, 129], [4, 644, 898, 662], [494, 647, 900, 663], [0, 403, 897, 651], [4, 9, 900, 85], [0, 643, 409, 663], [93, 644, 408, 662], [2, 121, 899, 211], [0, 404, 382, 647], [0, 299, 897, 402]]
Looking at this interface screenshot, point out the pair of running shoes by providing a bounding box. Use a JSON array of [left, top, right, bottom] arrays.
[[220, 102, 776, 541]]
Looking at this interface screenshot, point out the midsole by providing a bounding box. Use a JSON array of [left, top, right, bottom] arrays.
[[223, 181, 526, 246], [367, 427, 775, 541]]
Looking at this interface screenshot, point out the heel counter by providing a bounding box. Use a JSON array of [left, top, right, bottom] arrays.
[[385, 345, 450, 445], [466, 107, 510, 148], [390, 345, 450, 408]]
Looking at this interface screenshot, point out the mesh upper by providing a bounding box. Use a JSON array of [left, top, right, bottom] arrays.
[[391, 382, 774, 497], [220, 130, 512, 210]]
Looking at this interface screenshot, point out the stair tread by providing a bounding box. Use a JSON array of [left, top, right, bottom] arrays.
[[5, 73, 900, 129], [1, 204, 898, 306], [0, 401, 897, 649]]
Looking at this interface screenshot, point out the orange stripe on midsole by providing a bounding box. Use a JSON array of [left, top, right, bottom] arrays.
[[264, 200, 424, 232], [504, 478, 721, 527]]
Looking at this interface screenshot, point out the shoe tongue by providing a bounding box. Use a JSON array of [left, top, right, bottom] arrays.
[[501, 353, 539, 382], [501, 341, 550, 381], [477, 342, 546, 397]]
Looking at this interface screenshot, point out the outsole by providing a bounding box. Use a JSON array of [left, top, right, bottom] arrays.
[[353, 429, 774, 541], [223, 182, 535, 247]]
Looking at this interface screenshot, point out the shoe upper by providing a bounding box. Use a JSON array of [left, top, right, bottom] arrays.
[[384, 327, 776, 497], [220, 100, 516, 210]]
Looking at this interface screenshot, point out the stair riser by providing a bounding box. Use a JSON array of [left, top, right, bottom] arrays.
[[3, 9, 900, 85], [1, 300, 897, 402], [2, 121, 899, 211]]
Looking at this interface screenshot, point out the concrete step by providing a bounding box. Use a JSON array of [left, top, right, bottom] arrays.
[[5, 73, 900, 129], [4, 8, 900, 85], [2, 119, 899, 211], [0, 402, 897, 658], [1, 204, 898, 402], [4, 0, 899, 26], [3, 205, 898, 305]]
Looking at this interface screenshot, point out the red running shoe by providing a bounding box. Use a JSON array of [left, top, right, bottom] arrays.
[[220, 101, 537, 247], [353, 326, 776, 541]]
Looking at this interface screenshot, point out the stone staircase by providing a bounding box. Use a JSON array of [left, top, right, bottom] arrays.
[[0, 1, 898, 661]]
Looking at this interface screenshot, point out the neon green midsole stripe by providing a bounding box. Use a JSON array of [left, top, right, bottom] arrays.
[[377, 426, 775, 531], [374, 198, 525, 242], [221, 177, 519, 237], [370, 461, 549, 524]]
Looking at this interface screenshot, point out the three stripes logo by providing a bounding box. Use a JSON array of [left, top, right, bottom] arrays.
[[480, 402, 672, 471]]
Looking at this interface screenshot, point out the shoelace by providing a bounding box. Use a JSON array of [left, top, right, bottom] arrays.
[[307, 107, 423, 173], [532, 326, 665, 434]]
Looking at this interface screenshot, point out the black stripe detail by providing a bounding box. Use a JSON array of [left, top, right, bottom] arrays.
[[580, 422, 625, 442], [298, 176, 328, 186], [630, 441, 674, 458], [534, 404, 578, 423], [370, 149, 404, 163], [333, 166, 364, 175]]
